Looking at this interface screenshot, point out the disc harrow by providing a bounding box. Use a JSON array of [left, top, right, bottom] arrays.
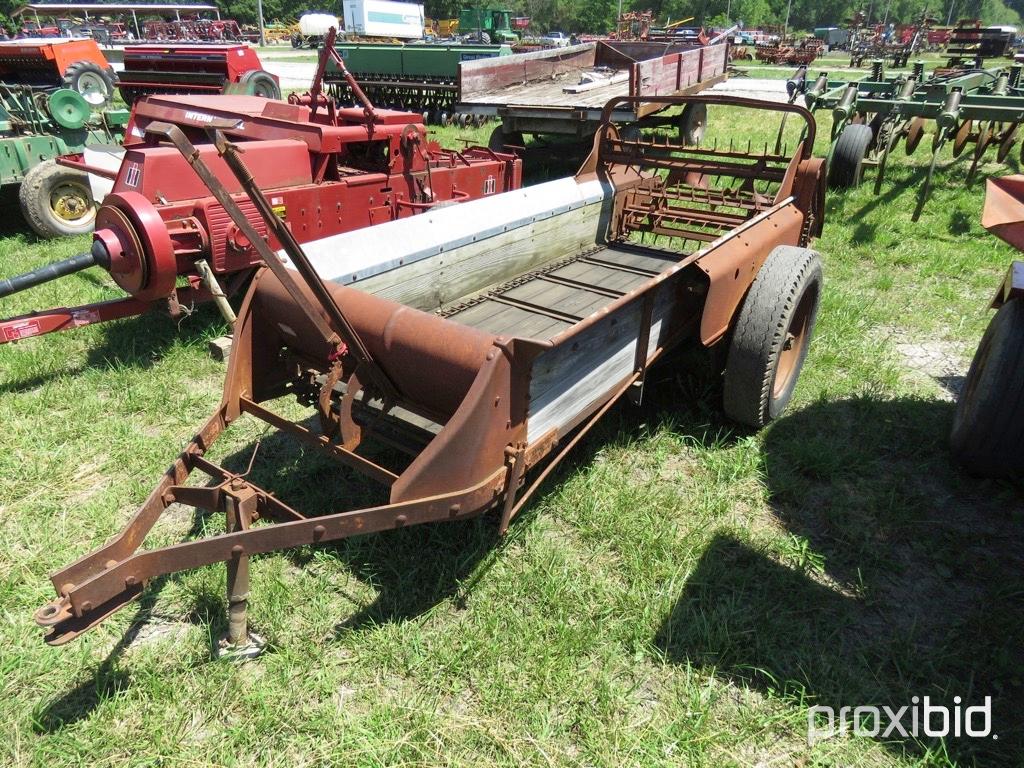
[[794, 60, 1024, 220]]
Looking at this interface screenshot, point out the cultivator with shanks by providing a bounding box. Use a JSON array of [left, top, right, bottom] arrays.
[[796, 60, 1024, 219]]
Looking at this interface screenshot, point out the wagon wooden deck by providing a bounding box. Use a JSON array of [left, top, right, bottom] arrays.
[[458, 40, 729, 139]]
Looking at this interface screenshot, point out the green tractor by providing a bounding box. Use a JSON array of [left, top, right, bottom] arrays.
[[458, 7, 519, 44], [0, 85, 128, 238]]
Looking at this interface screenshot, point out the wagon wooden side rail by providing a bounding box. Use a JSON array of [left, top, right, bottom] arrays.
[[34, 95, 827, 654]]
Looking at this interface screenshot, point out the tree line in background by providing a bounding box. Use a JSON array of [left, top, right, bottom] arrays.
[[1, 0, 1022, 37]]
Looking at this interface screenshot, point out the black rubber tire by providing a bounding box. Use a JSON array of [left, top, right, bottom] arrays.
[[487, 124, 523, 152], [722, 245, 823, 428], [118, 86, 140, 106], [241, 69, 281, 100], [828, 123, 873, 189], [62, 60, 115, 107], [679, 102, 707, 145], [619, 124, 642, 142], [18, 160, 97, 238], [291, 34, 302, 48], [950, 298, 1024, 478]]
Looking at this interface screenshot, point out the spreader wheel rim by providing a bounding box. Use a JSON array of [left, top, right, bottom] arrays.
[[49, 180, 93, 223], [772, 280, 816, 399]]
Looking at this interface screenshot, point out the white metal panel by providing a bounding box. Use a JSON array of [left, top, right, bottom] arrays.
[[277, 176, 611, 286]]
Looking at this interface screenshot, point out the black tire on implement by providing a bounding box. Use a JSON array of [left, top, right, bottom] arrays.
[[950, 298, 1024, 478], [828, 123, 873, 189], [722, 245, 823, 428], [487, 124, 523, 152], [18, 159, 97, 238], [62, 60, 115, 107], [118, 86, 141, 106]]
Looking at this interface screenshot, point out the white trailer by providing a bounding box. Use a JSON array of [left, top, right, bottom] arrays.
[[342, 0, 424, 40]]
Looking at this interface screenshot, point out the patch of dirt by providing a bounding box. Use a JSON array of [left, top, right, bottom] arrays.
[[876, 326, 971, 400], [126, 618, 192, 650]]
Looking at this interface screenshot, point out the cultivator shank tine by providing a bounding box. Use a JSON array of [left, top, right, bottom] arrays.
[[915, 128, 949, 222]]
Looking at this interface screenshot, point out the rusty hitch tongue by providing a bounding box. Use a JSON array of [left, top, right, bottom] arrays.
[[0, 240, 108, 299]]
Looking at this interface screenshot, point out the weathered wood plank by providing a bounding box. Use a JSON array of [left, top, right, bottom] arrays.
[[354, 198, 609, 311], [526, 283, 676, 441]]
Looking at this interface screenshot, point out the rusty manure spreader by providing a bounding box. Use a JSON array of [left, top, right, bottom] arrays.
[[34, 95, 828, 654]]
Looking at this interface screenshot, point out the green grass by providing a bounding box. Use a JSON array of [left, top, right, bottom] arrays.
[[1, 104, 1023, 767]]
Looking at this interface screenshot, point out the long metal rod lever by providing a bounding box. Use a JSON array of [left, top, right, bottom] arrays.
[[210, 129, 400, 403], [0, 249, 96, 299], [143, 121, 343, 353], [308, 27, 377, 122]]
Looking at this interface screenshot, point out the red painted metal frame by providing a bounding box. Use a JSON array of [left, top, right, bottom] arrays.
[[0, 86, 521, 345]]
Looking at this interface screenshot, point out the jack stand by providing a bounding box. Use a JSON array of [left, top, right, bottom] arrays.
[[216, 481, 266, 661]]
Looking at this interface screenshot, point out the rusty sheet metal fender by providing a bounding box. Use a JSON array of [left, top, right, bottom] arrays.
[[696, 204, 807, 346]]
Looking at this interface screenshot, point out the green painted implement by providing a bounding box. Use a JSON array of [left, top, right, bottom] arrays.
[[0, 84, 128, 237], [792, 60, 1024, 220]]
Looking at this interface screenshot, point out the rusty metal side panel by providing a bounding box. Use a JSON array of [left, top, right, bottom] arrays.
[[697, 203, 806, 346], [390, 340, 532, 505]]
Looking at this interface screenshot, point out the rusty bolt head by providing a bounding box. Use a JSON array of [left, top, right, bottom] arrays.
[[313, 524, 326, 540], [395, 514, 408, 527], [231, 545, 244, 557]]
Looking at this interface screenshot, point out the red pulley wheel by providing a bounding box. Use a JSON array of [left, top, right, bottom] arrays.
[[93, 191, 176, 302]]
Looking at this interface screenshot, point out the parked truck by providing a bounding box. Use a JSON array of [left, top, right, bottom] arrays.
[[343, 0, 425, 40]]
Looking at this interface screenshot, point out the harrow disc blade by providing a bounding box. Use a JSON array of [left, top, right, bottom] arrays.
[[975, 122, 994, 157], [905, 117, 926, 155], [997, 124, 1019, 163], [953, 120, 973, 158]]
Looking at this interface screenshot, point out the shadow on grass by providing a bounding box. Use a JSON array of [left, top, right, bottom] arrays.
[[0, 303, 225, 395], [657, 395, 1024, 764]]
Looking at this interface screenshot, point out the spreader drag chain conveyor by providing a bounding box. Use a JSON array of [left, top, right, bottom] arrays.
[[789, 59, 1024, 220]]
